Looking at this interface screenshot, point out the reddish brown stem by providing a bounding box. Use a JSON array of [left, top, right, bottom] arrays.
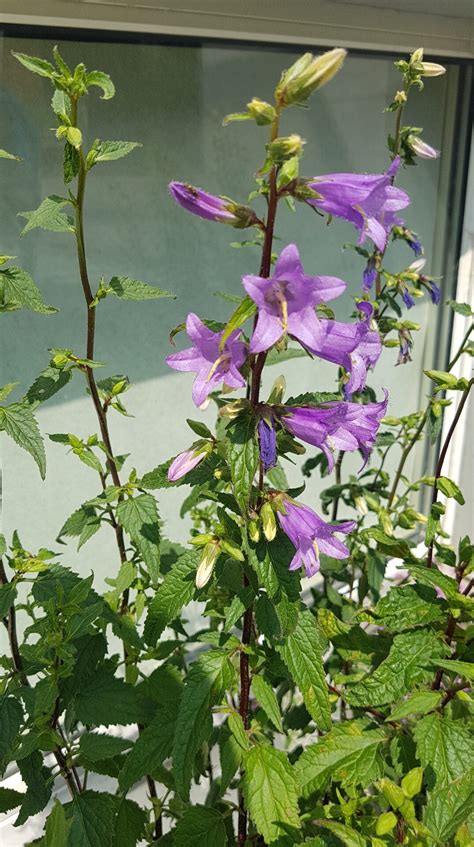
[[426, 380, 472, 569]]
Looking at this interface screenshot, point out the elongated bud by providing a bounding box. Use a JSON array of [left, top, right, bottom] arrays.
[[219, 399, 248, 419], [66, 126, 82, 149], [169, 182, 258, 228], [220, 538, 245, 562], [248, 519, 260, 543], [410, 47, 424, 65], [196, 542, 220, 588], [420, 61, 446, 77], [189, 532, 215, 547], [167, 440, 212, 482], [401, 767, 423, 799], [260, 502, 277, 542], [408, 135, 440, 159], [378, 778, 405, 810], [267, 134, 305, 164], [247, 97, 276, 126], [276, 48, 346, 105]]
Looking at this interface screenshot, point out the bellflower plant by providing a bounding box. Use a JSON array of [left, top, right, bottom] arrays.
[[1, 43, 472, 847]]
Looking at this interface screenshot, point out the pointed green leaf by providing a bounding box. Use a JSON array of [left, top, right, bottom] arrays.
[[118, 707, 176, 791], [243, 744, 301, 843], [295, 722, 385, 798], [90, 140, 141, 165], [86, 70, 115, 99], [117, 493, 160, 584], [74, 671, 150, 726], [414, 713, 474, 789], [19, 195, 74, 235], [64, 791, 117, 847], [78, 732, 133, 762], [12, 51, 55, 78], [0, 148, 21, 161], [108, 275, 175, 301], [0, 267, 57, 314], [173, 651, 233, 799], [144, 550, 197, 644], [0, 403, 46, 477], [219, 294, 256, 350], [387, 690, 442, 721], [44, 800, 70, 847], [114, 798, 147, 847], [346, 630, 448, 707], [174, 805, 227, 847], [251, 675, 283, 732], [276, 610, 331, 730], [227, 411, 259, 513], [424, 770, 474, 841], [0, 788, 25, 813]]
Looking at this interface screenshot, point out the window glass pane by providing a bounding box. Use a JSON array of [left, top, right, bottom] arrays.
[[0, 36, 458, 577]]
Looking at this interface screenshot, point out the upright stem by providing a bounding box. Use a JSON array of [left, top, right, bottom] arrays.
[[331, 451, 344, 521], [426, 379, 472, 569], [238, 112, 280, 847], [70, 100, 161, 826]]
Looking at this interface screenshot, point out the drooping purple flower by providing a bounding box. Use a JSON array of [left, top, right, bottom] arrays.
[[305, 304, 382, 398], [402, 288, 415, 309], [426, 280, 441, 305], [168, 442, 211, 481], [258, 417, 277, 471], [166, 313, 247, 407], [406, 232, 423, 257], [242, 243, 347, 354], [397, 329, 413, 365], [305, 157, 410, 251], [281, 391, 388, 471], [276, 495, 355, 577], [362, 256, 377, 292], [169, 182, 257, 228]]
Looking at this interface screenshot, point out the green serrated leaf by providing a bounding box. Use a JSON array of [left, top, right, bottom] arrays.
[[243, 744, 301, 843], [424, 770, 474, 841], [276, 610, 331, 730], [436, 475, 465, 505], [346, 630, 448, 707], [374, 584, 445, 631], [90, 140, 141, 165], [113, 798, 147, 847], [0, 403, 46, 477], [0, 581, 17, 620], [74, 671, 150, 726], [0, 787, 25, 813], [117, 493, 160, 584], [64, 791, 117, 847], [12, 51, 55, 78], [144, 550, 197, 644], [0, 267, 57, 314], [251, 675, 283, 732], [108, 275, 175, 301], [387, 690, 442, 721], [44, 800, 70, 847], [15, 752, 52, 827], [434, 658, 474, 680], [226, 411, 259, 513], [173, 651, 233, 799], [78, 732, 133, 762], [86, 70, 115, 99], [174, 805, 227, 847], [118, 706, 176, 791], [295, 722, 385, 797], [19, 195, 74, 235], [414, 713, 474, 789]]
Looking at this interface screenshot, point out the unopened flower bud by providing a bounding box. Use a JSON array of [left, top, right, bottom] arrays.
[[375, 812, 397, 836], [248, 519, 260, 543], [277, 48, 347, 105], [260, 502, 277, 541], [267, 134, 305, 164], [378, 778, 405, 810], [196, 542, 220, 588], [354, 496, 368, 515], [220, 538, 245, 561], [247, 97, 276, 126], [401, 767, 423, 799], [408, 135, 440, 159], [169, 182, 258, 228], [190, 533, 215, 547], [420, 61, 446, 77], [219, 399, 248, 419], [167, 440, 212, 482], [66, 126, 82, 149]]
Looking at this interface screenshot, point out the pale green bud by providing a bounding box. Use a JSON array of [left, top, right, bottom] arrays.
[[375, 811, 397, 836], [248, 519, 260, 543], [379, 778, 405, 809], [190, 533, 215, 547], [410, 48, 424, 65], [247, 97, 276, 126], [267, 134, 305, 164], [196, 542, 220, 588], [220, 538, 245, 562], [394, 90, 407, 104], [277, 48, 347, 105], [261, 502, 277, 541], [354, 496, 368, 515], [401, 767, 423, 799], [420, 61, 446, 77], [66, 126, 82, 149]]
